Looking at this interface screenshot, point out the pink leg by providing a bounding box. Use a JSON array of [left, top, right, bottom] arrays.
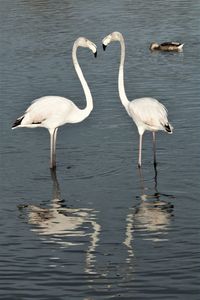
[[138, 134, 143, 168], [53, 128, 58, 167], [49, 128, 57, 169]]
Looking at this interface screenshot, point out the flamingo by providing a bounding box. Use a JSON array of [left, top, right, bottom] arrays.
[[12, 37, 97, 169], [102, 32, 173, 167]]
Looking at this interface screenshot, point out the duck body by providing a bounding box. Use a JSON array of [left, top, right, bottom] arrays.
[[150, 42, 184, 51]]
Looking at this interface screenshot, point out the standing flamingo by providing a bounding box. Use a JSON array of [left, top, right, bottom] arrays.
[[102, 32, 173, 167], [12, 37, 97, 169]]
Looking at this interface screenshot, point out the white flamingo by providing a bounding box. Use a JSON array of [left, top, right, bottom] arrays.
[[12, 37, 97, 169], [102, 32, 173, 167]]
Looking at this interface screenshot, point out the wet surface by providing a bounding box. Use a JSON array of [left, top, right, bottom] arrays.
[[0, 0, 200, 299]]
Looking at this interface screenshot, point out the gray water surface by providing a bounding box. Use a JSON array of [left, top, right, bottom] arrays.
[[1, 0, 200, 299]]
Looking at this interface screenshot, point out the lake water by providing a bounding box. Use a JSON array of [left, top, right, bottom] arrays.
[[0, 0, 200, 299]]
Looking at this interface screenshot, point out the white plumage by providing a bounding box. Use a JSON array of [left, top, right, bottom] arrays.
[[102, 32, 173, 167], [128, 97, 169, 134], [12, 37, 97, 169], [19, 96, 86, 127]]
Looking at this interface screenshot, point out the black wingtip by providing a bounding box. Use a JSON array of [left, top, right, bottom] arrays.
[[164, 124, 172, 133], [94, 51, 97, 58], [102, 44, 107, 51], [12, 116, 24, 128]]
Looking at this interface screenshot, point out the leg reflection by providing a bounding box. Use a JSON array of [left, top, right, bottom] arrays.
[[124, 165, 175, 262]]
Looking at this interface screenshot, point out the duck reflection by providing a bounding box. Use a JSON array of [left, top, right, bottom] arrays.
[[124, 166, 174, 260], [20, 169, 101, 274]]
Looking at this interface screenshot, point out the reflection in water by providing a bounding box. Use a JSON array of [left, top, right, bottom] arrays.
[[20, 169, 101, 274], [124, 166, 174, 261]]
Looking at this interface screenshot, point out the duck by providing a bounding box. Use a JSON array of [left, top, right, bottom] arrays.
[[150, 42, 184, 51]]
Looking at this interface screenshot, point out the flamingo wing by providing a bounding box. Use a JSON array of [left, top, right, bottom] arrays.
[[128, 97, 168, 129]]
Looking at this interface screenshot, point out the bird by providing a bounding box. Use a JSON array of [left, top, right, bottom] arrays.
[[150, 41, 184, 51], [12, 37, 97, 169], [102, 32, 173, 168]]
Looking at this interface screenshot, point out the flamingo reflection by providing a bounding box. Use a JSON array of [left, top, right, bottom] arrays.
[[20, 169, 101, 274], [124, 165, 174, 261]]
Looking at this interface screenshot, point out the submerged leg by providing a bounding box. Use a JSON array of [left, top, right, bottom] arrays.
[[153, 157, 158, 191], [138, 134, 143, 168], [152, 132, 157, 166], [50, 166, 61, 201], [137, 165, 145, 192]]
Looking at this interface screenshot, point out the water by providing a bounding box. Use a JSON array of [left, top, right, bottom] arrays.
[[0, 0, 200, 299]]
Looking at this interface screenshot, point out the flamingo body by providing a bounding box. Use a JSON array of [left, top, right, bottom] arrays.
[[13, 96, 87, 129], [12, 37, 97, 169], [128, 97, 171, 135]]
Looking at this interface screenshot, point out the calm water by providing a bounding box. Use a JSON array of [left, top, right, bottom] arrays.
[[1, 0, 200, 299]]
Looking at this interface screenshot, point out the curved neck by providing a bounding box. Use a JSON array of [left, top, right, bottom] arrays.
[[118, 36, 130, 110], [72, 43, 93, 119]]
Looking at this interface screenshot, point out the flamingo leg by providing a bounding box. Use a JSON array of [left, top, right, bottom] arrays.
[[152, 132, 157, 166], [53, 128, 58, 167], [49, 128, 57, 169], [138, 134, 143, 168]]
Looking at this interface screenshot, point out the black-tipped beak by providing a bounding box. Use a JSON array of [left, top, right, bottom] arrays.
[[102, 44, 107, 51], [94, 51, 97, 58]]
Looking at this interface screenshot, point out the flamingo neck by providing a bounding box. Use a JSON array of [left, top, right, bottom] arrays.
[[118, 36, 130, 111], [72, 43, 93, 121]]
